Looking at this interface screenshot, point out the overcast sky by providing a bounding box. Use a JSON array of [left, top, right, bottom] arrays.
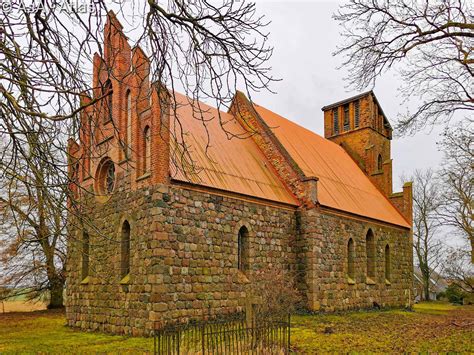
[[251, 1, 444, 191]]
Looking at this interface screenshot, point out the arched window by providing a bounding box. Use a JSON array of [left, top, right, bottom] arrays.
[[366, 229, 375, 280], [81, 231, 90, 281], [237, 226, 249, 273], [343, 104, 350, 131], [95, 158, 115, 196], [347, 238, 355, 281], [354, 100, 360, 128], [144, 126, 151, 173], [126, 90, 132, 158], [385, 244, 391, 282], [333, 108, 339, 134], [377, 154, 383, 171], [121, 221, 131, 278], [103, 80, 113, 123]]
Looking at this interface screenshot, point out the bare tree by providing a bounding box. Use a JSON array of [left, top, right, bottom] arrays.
[[0, 130, 67, 308], [0, 1, 275, 306], [334, 0, 474, 134], [443, 247, 474, 294], [409, 169, 444, 301], [437, 123, 474, 262]]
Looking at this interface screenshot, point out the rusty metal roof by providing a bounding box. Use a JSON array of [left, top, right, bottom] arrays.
[[254, 104, 410, 228], [170, 94, 298, 205]]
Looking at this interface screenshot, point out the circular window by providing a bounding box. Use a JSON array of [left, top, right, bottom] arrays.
[[95, 158, 115, 196]]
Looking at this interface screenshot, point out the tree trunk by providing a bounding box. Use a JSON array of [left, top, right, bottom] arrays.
[[47, 275, 64, 309], [423, 282, 431, 301], [470, 237, 473, 264]]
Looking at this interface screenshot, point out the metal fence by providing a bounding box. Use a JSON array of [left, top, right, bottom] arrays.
[[154, 314, 291, 354]]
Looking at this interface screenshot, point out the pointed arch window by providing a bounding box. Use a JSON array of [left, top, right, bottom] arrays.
[[81, 231, 90, 282], [385, 244, 391, 283], [144, 126, 151, 173], [237, 226, 249, 273], [366, 229, 375, 281], [347, 238, 355, 282], [377, 154, 383, 171], [121, 221, 131, 278], [126, 90, 132, 158], [103, 80, 113, 123]]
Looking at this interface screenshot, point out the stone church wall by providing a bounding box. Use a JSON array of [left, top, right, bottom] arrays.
[[66, 180, 297, 336], [306, 209, 412, 311]]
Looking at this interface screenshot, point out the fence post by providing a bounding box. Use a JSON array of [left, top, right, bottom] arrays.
[[287, 313, 291, 353], [201, 324, 205, 355]]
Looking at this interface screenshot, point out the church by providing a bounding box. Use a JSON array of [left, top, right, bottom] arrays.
[[66, 13, 413, 336]]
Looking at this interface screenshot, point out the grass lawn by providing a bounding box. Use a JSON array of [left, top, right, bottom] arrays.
[[0, 302, 473, 353], [292, 302, 474, 353]]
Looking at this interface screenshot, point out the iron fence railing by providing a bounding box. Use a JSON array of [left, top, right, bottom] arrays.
[[154, 313, 290, 354]]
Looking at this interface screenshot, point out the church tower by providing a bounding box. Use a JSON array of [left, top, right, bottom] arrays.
[[322, 91, 393, 196]]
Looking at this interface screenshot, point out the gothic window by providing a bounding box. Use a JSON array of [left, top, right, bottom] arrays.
[[366, 229, 375, 280], [333, 108, 339, 134], [95, 158, 115, 195], [103, 80, 113, 123], [121, 221, 131, 278], [237, 226, 249, 273], [81, 231, 90, 281], [377, 154, 383, 171], [126, 90, 132, 158], [354, 100, 360, 127], [144, 126, 151, 173], [106, 162, 115, 193], [347, 238, 355, 281], [385, 244, 391, 282], [343, 104, 350, 131]]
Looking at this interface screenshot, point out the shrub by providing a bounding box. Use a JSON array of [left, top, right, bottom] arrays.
[[444, 284, 466, 304], [243, 267, 301, 321]]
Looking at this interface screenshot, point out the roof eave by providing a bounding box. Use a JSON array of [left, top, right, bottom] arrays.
[[321, 90, 373, 111]]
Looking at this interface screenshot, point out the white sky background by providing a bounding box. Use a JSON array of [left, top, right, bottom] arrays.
[[252, 0, 444, 192], [255, 1, 466, 252]]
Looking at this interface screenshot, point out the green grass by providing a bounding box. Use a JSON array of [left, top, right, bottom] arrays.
[[0, 302, 473, 353], [412, 300, 460, 314], [0, 311, 154, 354], [291, 302, 474, 353]]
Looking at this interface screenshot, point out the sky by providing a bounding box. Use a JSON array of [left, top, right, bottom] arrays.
[[250, 1, 444, 191]]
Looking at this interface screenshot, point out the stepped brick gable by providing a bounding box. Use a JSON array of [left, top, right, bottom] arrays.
[[66, 13, 413, 336]]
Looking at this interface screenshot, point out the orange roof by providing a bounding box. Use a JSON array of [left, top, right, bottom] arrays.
[[254, 104, 410, 228], [170, 94, 298, 205]]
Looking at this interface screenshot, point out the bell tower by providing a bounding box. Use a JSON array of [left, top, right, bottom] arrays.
[[322, 91, 393, 196]]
